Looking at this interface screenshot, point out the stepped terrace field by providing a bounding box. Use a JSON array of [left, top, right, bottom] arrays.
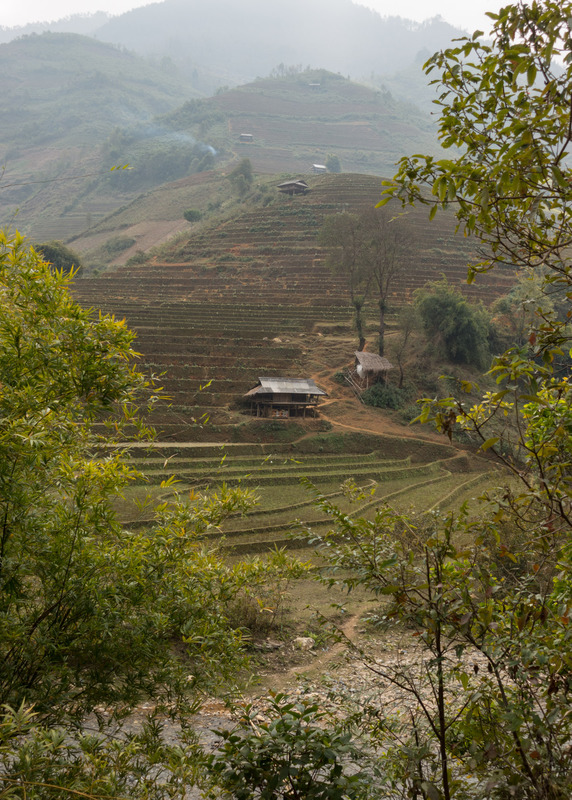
[[113, 432, 501, 558], [75, 173, 516, 307], [72, 173, 518, 441]]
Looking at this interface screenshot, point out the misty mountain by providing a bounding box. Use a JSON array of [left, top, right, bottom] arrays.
[[0, 12, 111, 45], [0, 32, 201, 235], [0, 32, 199, 152], [0, 1, 460, 248], [93, 0, 465, 87]]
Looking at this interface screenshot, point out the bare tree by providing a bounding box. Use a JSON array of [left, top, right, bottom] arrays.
[[319, 212, 372, 350], [362, 207, 411, 356], [320, 208, 411, 355]]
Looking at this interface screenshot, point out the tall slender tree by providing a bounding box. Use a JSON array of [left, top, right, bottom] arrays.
[[319, 212, 372, 350], [362, 207, 411, 356]]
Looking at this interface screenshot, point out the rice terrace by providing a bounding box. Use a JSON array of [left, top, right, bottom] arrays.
[[71, 171, 512, 573]]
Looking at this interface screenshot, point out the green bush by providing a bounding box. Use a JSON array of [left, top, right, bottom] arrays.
[[326, 153, 341, 173], [126, 250, 148, 266], [229, 158, 254, 196], [102, 236, 136, 257], [399, 402, 421, 422], [183, 208, 202, 222], [362, 382, 409, 409], [415, 279, 491, 368], [35, 240, 82, 275], [208, 693, 367, 800]]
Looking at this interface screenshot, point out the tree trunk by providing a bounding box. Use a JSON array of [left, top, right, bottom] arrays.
[[354, 300, 366, 351], [378, 300, 386, 356]]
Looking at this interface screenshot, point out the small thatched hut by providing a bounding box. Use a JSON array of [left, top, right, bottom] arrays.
[[354, 351, 394, 388], [277, 179, 310, 196]]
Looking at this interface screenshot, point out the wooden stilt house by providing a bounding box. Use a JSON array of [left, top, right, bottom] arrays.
[[277, 179, 310, 196], [244, 377, 327, 418]]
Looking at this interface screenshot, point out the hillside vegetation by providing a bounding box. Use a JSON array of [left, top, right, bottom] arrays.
[[0, 32, 200, 239], [0, 47, 441, 248]]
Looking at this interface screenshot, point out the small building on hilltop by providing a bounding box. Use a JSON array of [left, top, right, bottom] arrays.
[[277, 179, 310, 196], [239, 133, 254, 142], [244, 377, 327, 418], [353, 351, 394, 388], [312, 163, 327, 174]]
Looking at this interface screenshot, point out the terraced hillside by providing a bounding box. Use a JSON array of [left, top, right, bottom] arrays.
[[195, 71, 439, 177], [75, 173, 517, 307], [114, 433, 501, 557], [72, 172, 517, 441]]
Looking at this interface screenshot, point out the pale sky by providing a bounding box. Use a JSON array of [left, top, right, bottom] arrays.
[[2, 0, 506, 34]]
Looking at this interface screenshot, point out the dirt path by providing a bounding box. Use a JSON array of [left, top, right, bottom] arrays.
[[312, 369, 447, 444], [257, 614, 360, 694]]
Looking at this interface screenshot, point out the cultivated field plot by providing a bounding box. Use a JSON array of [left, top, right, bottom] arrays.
[[211, 73, 438, 175], [113, 432, 501, 557]]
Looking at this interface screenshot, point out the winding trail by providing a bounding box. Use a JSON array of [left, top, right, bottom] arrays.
[[261, 614, 360, 693]]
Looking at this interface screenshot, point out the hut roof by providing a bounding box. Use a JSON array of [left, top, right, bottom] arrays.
[[245, 377, 327, 397], [355, 351, 394, 372], [277, 179, 309, 193]]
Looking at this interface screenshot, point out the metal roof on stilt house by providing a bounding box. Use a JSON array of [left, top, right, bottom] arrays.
[[244, 377, 327, 418]]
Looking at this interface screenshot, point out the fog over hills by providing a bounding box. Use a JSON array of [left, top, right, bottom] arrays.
[[0, 12, 111, 45], [92, 0, 464, 86], [0, 0, 464, 248], [0, 32, 202, 237]]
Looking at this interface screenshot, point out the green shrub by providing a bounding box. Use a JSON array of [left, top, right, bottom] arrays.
[[362, 382, 409, 409], [102, 236, 136, 257], [208, 693, 367, 800], [326, 153, 341, 173], [399, 403, 421, 422], [183, 208, 202, 222], [35, 240, 82, 275], [415, 278, 491, 368], [126, 250, 147, 266], [229, 158, 254, 196]]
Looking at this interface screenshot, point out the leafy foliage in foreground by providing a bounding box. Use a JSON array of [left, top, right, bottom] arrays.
[[0, 232, 255, 721], [0, 704, 202, 800], [0, 231, 307, 798], [207, 693, 369, 800]]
